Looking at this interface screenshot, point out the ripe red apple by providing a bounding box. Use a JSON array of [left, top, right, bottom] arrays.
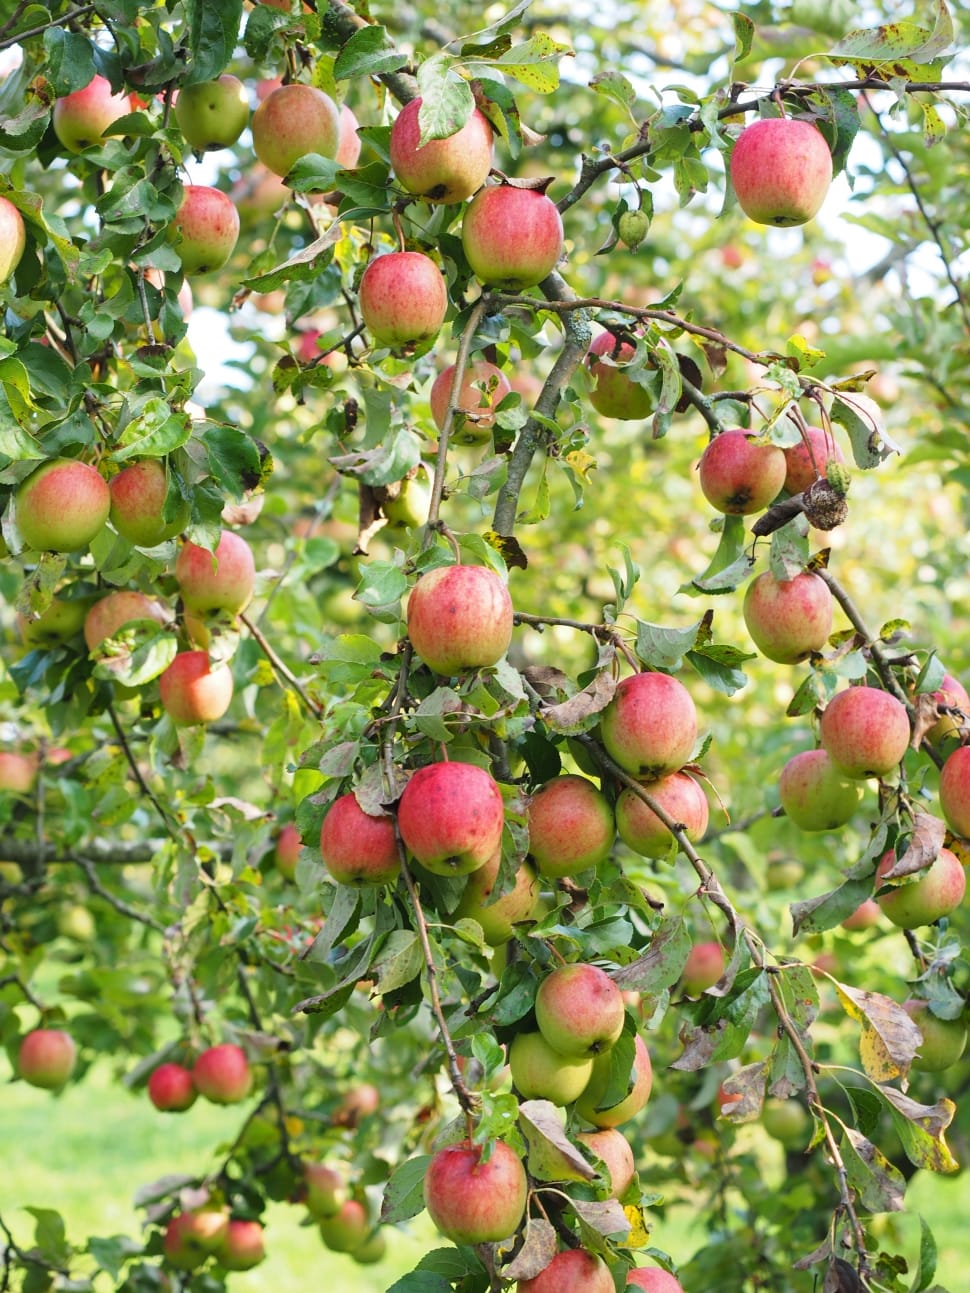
[[587, 331, 654, 420], [840, 897, 882, 931], [84, 589, 169, 652], [680, 941, 724, 995], [217, 1218, 265, 1271], [319, 791, 400, 887], [535, 962, 626, 1058], [902, 999, 968, 1072], [423, 1138, 527, 1244], [576, 1127, 636, 1197], [304, 1163, 348, 1219], [779, 747, 864, 831], [17, 1028, 77, 1089], [939, 745, 970, 836], [170, 185, 240, 274], [52, 74, 134, 152], [407, 563, 514, 674], [358, 251, 448, 350], [336, 103, 362, 168], [461, 182, 564, 289], [697, 428, 787, 515], [334, 1082, 380, 1126], [819, 686, 911, 780], [390, 97, 493, 204], [576, 1031, 653, 1128], [875, 847, 966, 929], [163, 1208, 229, 1271], [453, 848, 540, 945], [783, 425, 845, 495], [318, 1198, 371, 1253], [397, 761, 505, 876], [616, 771, 709, 859], [109, 459, 189, 547], [429, 359, 512, 442], [175, 74, 249, 152], [273, 822, 302, 881], [508, 1030, 594, 1104], [527, 774, 615, 879], [16, 458, 110, 552], [252, 83, 340, 177], [0, 751, 39, 794], [175, 530, 255, 615], [148, 1062, 197, 1112], [730, 116, 833, 226], [0, 195, 26, 284], [600, 671, 698, 779], [927, 672, 970, 743], [192, 1042, 252, 1104], [627, 1265, 686, 1291], [159, 651, 234, 726], [742, 570, 833, 664], [516, 1248, 614, 1293]]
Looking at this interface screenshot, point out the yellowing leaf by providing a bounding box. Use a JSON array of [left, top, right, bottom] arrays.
[[834, 981, 921, 1081]]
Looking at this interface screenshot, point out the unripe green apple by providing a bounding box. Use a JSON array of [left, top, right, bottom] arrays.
[[389, 97, 493, 204], [304, 1162, 348, 1219], [429, 360, 511, 442], [616, 771, 709, 859], [600, 671, 698, 779], [18, 595, 94, 648], [902, 999, 968, 1072], [159, 651, 234, 726], [109, 459, 189, 547], [783, 425, 845, 496], [742, 569, 834, 664], [535, 962, 626, 1058], [351, 1228, 386, 1265], [617, 208, 650, 250], [778, 748, 863, 830], [516, 1247, 614, 1293], [16, 458, 110, 552], [319, 792, 400, 887], [452, 849, 539, 945], [397, 761, 505, 876], [0, 195, 26, 285], [52, 74, 135, 152], [730, 117, 833, 227], [318, 1198, 372, 1253], [17, 1028, 77, 1089], [575, 1031, 653, 1128], [461, 182, 564, 289], [508, 1030, 594, 1104], [175, 530, 255, 615], [761, 1096, 811, 1147], [192, 1042, 252, 1103], [587, 330, 654, 420], [819, 686, 911, 780], [358, 250, 448, 350], [175, 75, 250, 152], [423, 1138, 527, 1244], [698, 428, 787, 515], [526, 774, 615, 879], [252, 83, 340, 177], [875, 847, 966, 929], [84, 589, 170, 652], [170, 185, 240, 275], [406, 563, 513, 674], [384, 473, 430, 529]]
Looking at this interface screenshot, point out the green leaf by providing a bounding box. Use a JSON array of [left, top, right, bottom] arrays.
[[589, 70, 638, 115], [42, 29, 97, 96], [203, 425, 268, 497], [386, 1273, 454, 1293], [732, 13, 755, 64], [840, 1128, 906, 1213], [494, 34, 573, 94], [415, 58, 474, 143], [611, 915, 691, 994], [685, 515, 752, 595], [184, 0, 244, 83], [685, 644, 750, 696], [372, 929, 424, 994], [876, 1086, 959, 1174], [334, 25, 408, 81], [790, 874, 876, 936], [381, 1155, 432, 1225], [910, 1215, 939, 1293], [26, 1208, 69, 1266], [828, 2, 954, 71], [633, 619, 702, 670]]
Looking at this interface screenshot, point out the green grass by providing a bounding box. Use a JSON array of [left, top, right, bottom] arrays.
[[0, 1063, 962, 1291]]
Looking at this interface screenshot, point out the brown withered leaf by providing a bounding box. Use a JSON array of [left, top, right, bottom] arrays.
[[498, 1218, 558, 1281], [718, 1060, 767, 1124], [880, 813, 946, 879], [824, 1257, 862, 1292], [518, 1099, 597, 1183], [541, 668, 617, 735], [833, 981, 921, 1082], [841, 1127, 905, 1213]]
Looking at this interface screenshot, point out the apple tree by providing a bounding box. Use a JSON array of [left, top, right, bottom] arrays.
[[1, 1, 969, 1290]]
